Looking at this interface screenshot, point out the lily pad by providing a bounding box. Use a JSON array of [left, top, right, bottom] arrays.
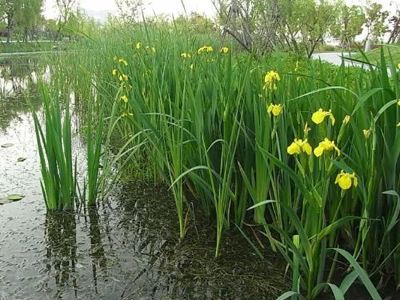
[[7, 194, 25, 201], [0, 198, 11, 205], [1, 143, 14, 148], [17, 157, 27, 162]]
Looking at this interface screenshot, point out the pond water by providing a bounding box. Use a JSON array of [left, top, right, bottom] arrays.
[[311, 52, 357, 66], [0, 57, 286, 299]]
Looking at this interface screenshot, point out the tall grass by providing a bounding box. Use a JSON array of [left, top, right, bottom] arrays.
[[32, 84, 76, 210], [45, 24, 400, 298]]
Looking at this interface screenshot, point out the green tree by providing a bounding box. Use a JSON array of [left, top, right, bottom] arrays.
[[15, 0, 44, 42], [215, 0, 339, 58], [55, 0, 78, 40], [364, 1, 389, 46], [330, 2, 365, 49], [0, 0, 21, 42]]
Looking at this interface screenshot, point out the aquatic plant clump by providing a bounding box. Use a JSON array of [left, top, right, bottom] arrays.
[[32, 85, 76, 210], [44, 26, 400, 299]]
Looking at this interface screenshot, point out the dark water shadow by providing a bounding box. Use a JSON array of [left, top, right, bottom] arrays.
[[44, 211, 78, 297]]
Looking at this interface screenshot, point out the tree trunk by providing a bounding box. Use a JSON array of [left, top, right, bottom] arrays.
[[6, 14, 12, 43]]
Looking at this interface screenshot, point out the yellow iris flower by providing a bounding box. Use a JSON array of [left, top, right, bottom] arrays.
[[267, 103, 283, 117], [181, 52, 191, 59], [335, 171, 358, 190], [198, 45, 213, 54], [287, 138, 312, 155], [220, 47, 229, 54], [311, 108, 335, 125], [314, 138, 340, 157], [363, 129, 371, 139], [119, 74, 129, 81], [263, 70, 280, 90], [112, 69, 118, 76], [118, 58, 128, 66], [120, 95, 128, 103], [136, 42, 142, 49]]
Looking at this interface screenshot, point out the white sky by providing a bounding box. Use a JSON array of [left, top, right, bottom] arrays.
[[43, 0, 216, 21], [43, 0, 400, 22]]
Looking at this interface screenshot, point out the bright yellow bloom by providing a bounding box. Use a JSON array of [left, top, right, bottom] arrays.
[[343, 115, 351, 125], [112, 69, 118, 76], [267, 103, 283, 117], [136, 42, 142, 49], [181, 52, 191, 59], [335, 171, 358, 190], [197, 45, 213, 54], [119, 74, 129, 81], [397, 99, 400, 106], [189, 64, 194, 70], [311, 109, 336, 125], [120, 95, 128, 103], [118, 58, 128, 66], [287, 138, 312, 155], [263, 70, 281, 90], [314, 138, 340, 157], [220, 47, 229, 54], [398, 63, 400, 69], [145, 46, 156, 53], [363, 129, 371, 139]]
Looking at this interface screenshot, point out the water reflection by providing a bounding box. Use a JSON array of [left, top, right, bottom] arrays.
[[0, 56, 46, 96], [44, 212, 78, 297], [87, 206, 107, 293], [0, 56, 44, 131], [43, 207, 111, 298]]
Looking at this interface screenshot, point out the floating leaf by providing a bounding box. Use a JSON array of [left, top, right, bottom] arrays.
[[7, 194, 25, 201], [1, 143, 14, 148], [17, 157, 27, 162]]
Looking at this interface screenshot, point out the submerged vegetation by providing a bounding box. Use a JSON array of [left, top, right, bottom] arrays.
[[28, 19, 400, 299]]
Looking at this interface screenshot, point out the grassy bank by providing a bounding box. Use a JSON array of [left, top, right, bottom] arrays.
[[39, 24, 400, 299], [354, 45, 400, 63], [0, 41, 65, 54]]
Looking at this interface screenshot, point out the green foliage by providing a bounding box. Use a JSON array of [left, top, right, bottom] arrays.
[[330, 2, 365, 48], [32, 84, 76, 210], [364, 1, 389, 44], [43, 24, 400, 298]]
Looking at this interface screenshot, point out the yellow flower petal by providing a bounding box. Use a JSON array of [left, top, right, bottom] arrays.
[[335, 171, 358, 190], [363, 129, 371, 139], [303, 142, 312, 155], [287, 142, 301, 155], [267, 103, 283, 117], [338, 174, 352, 189], [311, 109, 326, 124], [220, 47, 229, 54], [263, 70, 280, 90], [314, 145, 324, 157]]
